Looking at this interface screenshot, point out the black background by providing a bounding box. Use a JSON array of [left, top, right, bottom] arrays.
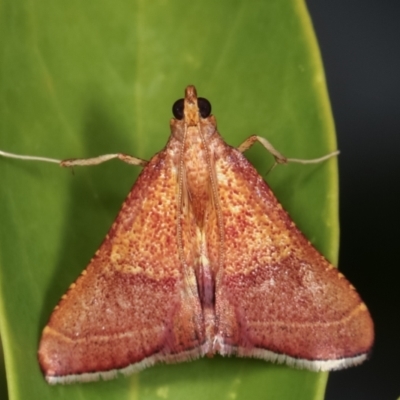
[[306, 1, 400, 399]]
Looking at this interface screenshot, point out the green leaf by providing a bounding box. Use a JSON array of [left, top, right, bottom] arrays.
[[0, 1, 338, 399]]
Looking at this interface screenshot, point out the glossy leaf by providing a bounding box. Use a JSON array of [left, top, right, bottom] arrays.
[[0, 1, 337, 399]]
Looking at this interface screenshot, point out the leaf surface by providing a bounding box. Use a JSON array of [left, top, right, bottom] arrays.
[[0, 1, 337, 399]]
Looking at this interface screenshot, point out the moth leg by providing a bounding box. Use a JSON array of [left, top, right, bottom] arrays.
[[237, 135, 339, 166], [60, 153, 148, 168], [0, 149, 61, 164], [0, 149, 148, 168]]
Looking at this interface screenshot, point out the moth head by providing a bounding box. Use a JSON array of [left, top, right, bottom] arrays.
[[172, 85, 212, 126]]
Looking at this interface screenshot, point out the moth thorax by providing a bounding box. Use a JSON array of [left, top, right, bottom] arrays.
[[182, 127, 213, 225]]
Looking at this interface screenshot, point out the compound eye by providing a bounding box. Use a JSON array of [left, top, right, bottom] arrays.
[[197, 97, 212, 118], [172, 98, 184, 120]]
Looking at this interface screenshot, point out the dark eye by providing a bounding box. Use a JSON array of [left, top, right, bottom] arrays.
[[172, 98, 184, 120], [197, 97, 212, 118]]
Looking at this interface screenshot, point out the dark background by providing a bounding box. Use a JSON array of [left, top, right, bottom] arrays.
[[306, 1, 400, 399]]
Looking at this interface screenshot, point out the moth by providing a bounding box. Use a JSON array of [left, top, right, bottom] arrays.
[[1, 86, 374, 384]]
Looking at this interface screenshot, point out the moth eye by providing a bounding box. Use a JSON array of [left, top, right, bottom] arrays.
[[172, 99, 184, 120], [197, 97, 212, 118]]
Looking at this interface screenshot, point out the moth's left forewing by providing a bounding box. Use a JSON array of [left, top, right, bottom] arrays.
[[210, 138, 374, 371]]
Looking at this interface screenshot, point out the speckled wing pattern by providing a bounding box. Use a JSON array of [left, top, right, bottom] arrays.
[[38, 85, 373, 384], [38, 143, 205, 384], [211, 140, 374, 370]]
